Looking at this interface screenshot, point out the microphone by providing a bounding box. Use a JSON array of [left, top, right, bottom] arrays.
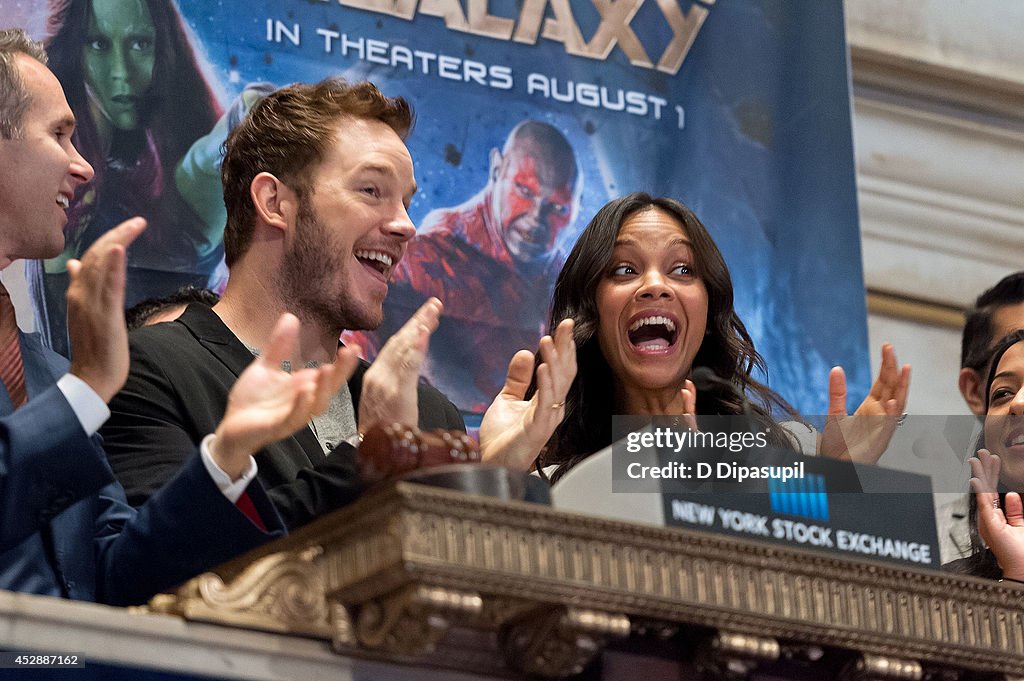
[[690, 367, 755, 418], [690, 366, 760, 437]]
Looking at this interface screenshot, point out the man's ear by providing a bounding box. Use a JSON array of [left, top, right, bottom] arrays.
[[959, 367, 986, 416], [488, 148, 503, 184], [250, 172, 296, 231]]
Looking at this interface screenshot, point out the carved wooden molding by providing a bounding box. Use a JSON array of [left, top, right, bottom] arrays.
[[499, 606, 629, 678], [853, 95, 1024, 309], [838, 653, 923, 681], [694, 630, 780, 681], [155, 481, 1024, 678], [150, 547, 330, 637], [355, 584, 482, 656], [850, 44, 1024, 125]]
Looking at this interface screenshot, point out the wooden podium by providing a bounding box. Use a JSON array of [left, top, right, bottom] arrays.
[[137, 475, 1024, 680], [2, 424, 1022, 679]]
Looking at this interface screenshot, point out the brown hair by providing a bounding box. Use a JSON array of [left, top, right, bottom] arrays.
[[0, 28, 48, 139], [220, 77, 413, 266]]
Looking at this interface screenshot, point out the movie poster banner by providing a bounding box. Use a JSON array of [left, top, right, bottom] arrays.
[[4, 0, 867, 419]]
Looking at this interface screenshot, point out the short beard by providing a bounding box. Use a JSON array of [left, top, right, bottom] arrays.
[[276, 202, 383, 333]]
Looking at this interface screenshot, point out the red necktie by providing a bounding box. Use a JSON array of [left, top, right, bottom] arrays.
[[0, 284, 28, 409]]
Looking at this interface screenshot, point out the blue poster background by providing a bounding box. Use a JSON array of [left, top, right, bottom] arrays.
[[3, 0, 868, 416]]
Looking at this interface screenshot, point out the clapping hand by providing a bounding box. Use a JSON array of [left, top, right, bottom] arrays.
[[820, 343, 910, 463], [67, 217, 147, 402], [479, 319, 576, 470], [357, 297, 441, 435], [677, 379, 698, 431], [211, 313, 357, 479], [970, 448, 1024, 582]]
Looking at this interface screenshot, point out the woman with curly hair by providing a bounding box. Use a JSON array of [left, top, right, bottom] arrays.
[[485, 193, 910, 479]]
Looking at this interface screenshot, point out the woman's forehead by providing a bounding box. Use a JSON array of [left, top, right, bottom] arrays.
[[615, 210, 691, 248], [996, 342, 1024, 373]]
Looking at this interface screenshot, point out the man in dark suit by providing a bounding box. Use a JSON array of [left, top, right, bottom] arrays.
[[104, 299, 462, 528], [101, 78, 576, 530], [0, 29, 361, 604], [100, 78, 466, 530]]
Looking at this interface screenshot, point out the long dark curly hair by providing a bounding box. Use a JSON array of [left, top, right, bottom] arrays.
[[44, 0, 222, 235], [538, 193, 800, 481]]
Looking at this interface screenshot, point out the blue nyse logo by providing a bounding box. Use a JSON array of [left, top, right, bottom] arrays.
[[769, 473, 829, 521]]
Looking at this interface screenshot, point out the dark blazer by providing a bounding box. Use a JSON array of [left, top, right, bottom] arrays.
[[103, 304, 465, 529], [0, 330, 284, 605]]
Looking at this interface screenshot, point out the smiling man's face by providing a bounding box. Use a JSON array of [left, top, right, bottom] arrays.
[[0, 54, 94, 267], [277, 117, 417, 332]]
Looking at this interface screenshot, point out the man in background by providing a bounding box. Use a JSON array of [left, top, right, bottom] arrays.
[[959, 272, 1024, 415], [125, 285, 219, 330]]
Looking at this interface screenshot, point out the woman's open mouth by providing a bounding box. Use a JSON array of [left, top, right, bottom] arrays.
[[627, 314, 679, 353]]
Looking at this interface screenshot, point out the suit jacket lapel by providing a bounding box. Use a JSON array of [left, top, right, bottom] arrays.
[[176, 304, 259, 378], [175, 303, 324, 457]]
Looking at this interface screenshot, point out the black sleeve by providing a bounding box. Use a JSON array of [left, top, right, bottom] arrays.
[[104, 329, 366, 529], [264, 444, 366, 529], [102, 332, 211, 506]]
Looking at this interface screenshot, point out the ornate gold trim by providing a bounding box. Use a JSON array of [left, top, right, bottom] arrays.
[[499, 606, 629, 678], [155, 481, 1024, 678], [866, 290, 964, 329], [355, 584, 482, 656], [151, 547, 330, 637], [695, 630, 780, 680], [839, 653, 923, 681]]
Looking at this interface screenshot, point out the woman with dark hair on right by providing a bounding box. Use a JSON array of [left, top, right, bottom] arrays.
[[949, 329, 1024, 582], [483, 192, 910, 479]]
